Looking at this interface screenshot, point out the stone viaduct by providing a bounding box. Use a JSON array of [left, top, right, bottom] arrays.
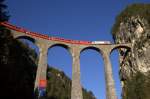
[[1, 22, 131, 99]]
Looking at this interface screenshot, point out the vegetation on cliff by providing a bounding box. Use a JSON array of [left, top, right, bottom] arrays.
[[47, 67, 96, 99], [0, 34, 37, 99], [124, 72, 150, 99], [112, 4, 150, 35]]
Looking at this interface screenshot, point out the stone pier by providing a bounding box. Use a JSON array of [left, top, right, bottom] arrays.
[[9, 28, 131, 99], [34, 41, 49, 91], [71, 46, 83, 99], [102, 49, 117, 99]]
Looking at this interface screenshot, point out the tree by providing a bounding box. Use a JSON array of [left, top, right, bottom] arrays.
[[0, 1, 36, 99], [0, 0, 9, 22], [0, 0, 11, 41]]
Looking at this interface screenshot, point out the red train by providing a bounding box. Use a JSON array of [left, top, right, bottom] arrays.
[[0, 22, 111, 45]]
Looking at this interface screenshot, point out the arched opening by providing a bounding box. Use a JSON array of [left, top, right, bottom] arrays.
[[110, 46, 131, 99], [47, 44, 72, 98], [110, 45, 131, 55], [16, 36, 35, 43], [15, 36, 39, 54], [80, 47, 106, 99]]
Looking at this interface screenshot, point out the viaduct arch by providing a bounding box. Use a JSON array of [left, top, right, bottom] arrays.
[[1, 22, 131, 99]]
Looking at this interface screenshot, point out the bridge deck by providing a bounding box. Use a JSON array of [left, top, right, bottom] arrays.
[[0, 22, 112, 45]]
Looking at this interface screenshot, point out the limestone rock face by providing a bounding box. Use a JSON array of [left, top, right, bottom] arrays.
[[113, 15, 150, 98], [112, 4, 150, 99], [114, 16, 150, 78]]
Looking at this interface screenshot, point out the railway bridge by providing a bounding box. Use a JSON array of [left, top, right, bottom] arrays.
[[1, 22, 131, 99]]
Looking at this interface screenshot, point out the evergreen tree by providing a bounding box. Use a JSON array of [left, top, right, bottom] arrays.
[[0, 0, 11, 39], [0, 0, 9, 22], [0, 0, 12, 63], [0, 1, 36, 99]]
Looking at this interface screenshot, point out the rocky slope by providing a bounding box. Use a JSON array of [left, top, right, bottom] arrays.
[[47, 66, 96, 99], [112, 4, 150, 99]]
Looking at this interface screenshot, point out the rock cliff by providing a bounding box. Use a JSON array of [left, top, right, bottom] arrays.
[[112, 4, 150, 99]]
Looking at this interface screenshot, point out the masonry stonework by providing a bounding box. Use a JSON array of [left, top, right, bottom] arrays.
[[11, 29, 131, 99]]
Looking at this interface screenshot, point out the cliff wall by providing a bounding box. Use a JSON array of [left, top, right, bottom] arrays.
[[112, 4, 150, 99]]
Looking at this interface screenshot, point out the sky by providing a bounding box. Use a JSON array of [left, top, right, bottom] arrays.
[[6, 0, 150, 99]]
